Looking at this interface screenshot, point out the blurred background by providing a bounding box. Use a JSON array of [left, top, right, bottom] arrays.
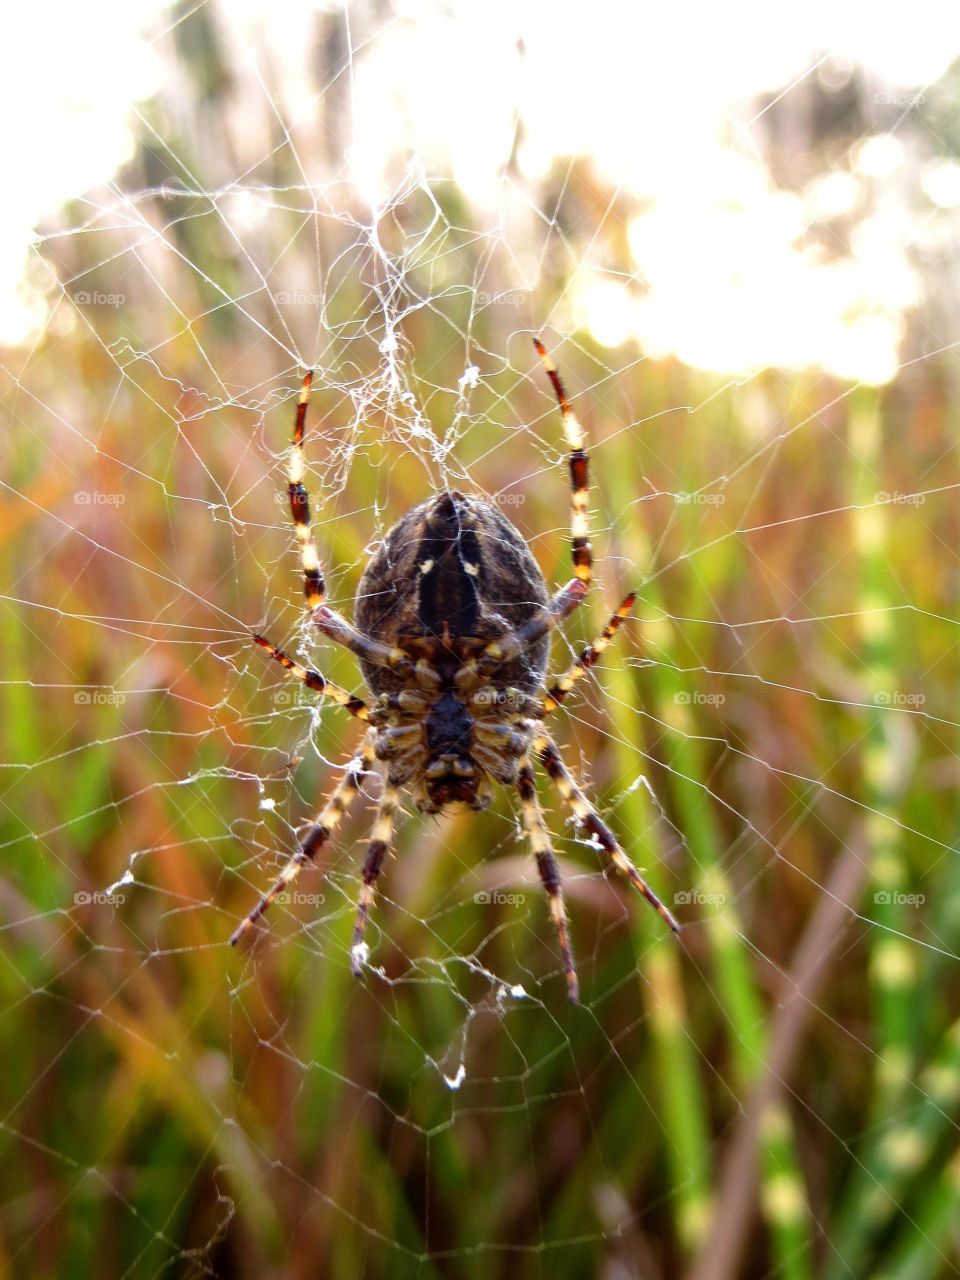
[[3, 2, 960, 1276]]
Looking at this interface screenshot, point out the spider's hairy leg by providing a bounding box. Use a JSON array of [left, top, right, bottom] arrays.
[[458, 340, 596, 691], [542, 592, 636, 714], [252, 635, 371, 720], [517, 759, 579, 1002], [533, 336, 592, 589], [312, 607, 441, 690], [533, 733, 680, 935], [287, 369, 327, 610], [230, 736, 375, 945], [351, 781, 401, 975], [457, 577, 589, 688], [473, 721, 529, 758]]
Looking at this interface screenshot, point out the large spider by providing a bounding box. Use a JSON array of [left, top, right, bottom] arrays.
[[231, 338, 679, 1001]]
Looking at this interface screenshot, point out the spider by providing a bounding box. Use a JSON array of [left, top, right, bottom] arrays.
[[231, 338, 679, 1001]]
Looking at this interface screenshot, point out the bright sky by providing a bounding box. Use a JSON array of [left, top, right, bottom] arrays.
[[8, 0, 960, 381], [2, 2, 161, 346]]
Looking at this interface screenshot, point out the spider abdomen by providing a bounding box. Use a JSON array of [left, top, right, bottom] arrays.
[[355, 490, 551, 697]]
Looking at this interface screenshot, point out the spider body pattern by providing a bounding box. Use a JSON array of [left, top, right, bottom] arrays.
[[355, 489, 550, 814], [232, 339, 679, 1002]]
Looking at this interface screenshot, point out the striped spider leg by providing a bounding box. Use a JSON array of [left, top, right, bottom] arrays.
[[533, 732, 680, 935], [231, 732, 376, 945], [516, 756, 579, 1002]]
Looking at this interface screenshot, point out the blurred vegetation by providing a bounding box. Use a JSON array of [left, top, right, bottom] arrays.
[[2, 9, 960, 1280]]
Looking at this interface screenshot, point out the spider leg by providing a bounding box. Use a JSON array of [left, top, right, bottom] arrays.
[[350, 781, 401, 975], [455, 578, 588, 689], [231, 735, 375, 945], [281, 372, 442, 689], [312, 607, 440, 689], [253, 635, 371, 720], [455, 339, 593, 687], [533, 733, 680, 934], [542, 592, 636, 714], [533, 336, 592, 589], [287, 370, 327, 609], [516, 758, 579, 1002]]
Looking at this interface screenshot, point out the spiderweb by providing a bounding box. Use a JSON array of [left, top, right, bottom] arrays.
[[5, 3, 960, 1276]]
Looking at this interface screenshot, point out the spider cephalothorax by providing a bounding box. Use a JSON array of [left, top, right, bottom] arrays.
[[232, 340, 679, 1002]]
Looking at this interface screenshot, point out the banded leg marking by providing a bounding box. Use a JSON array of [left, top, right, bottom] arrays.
[[231, 737, 375, 944], [517, 759, 579, 1002], [351, 783, 401, 974], [458, 339, 595, 688], [253, 635, 371, 720], [287, 370, 326, 609], [533, 337, 592, 587], [534, 734, 680, 934], [543, 592, 636, 714]]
